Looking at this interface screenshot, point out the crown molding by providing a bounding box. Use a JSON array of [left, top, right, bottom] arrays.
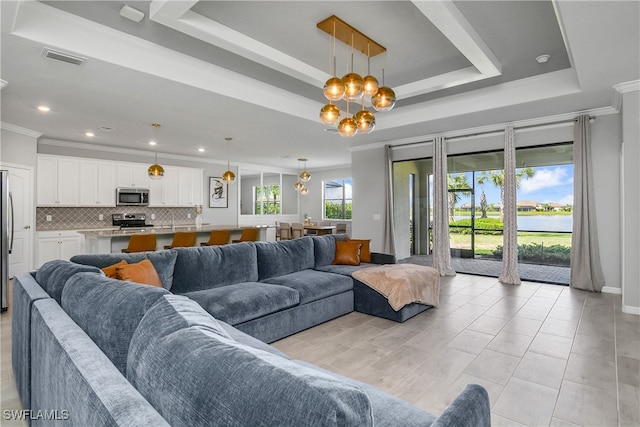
[[613, 80, 640, 93], [38, 138, 225, 166], [350, 105, 618, 153], [1, 122, 42, 138]]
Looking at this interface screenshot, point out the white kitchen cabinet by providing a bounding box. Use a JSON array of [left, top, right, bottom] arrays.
[[36, 230, 84, 268], [37, 156, 80, 206], [149, 166, 178, 206], [178, 168, 204, 206], [79, 161, 116, 206], [116, 163, 150, 188]]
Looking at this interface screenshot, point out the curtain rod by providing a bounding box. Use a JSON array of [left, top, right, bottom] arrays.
[[391, 116, 595, 149]]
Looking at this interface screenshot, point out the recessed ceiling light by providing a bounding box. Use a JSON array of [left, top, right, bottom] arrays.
[[85, 132, 94, 137], [536, 54, 550, 64], [37, 105, 50, 112], [149, 141, 157, 146], [198, 148, 205, 152]]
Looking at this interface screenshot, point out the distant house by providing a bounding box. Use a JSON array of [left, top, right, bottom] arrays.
[[517, 200, 538, 212]]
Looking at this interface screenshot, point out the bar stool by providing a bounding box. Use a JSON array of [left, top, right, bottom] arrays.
[[122, 234, 157, 253], [200, 230, 231, 246], [163, 232, 197, 249], [232, 228, 260, 243]]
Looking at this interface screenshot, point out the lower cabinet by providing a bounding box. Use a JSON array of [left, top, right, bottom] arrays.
[[36, 231, 84, 268]]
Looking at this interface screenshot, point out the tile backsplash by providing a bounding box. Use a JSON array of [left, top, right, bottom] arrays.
[[37, 207, 198, 230]]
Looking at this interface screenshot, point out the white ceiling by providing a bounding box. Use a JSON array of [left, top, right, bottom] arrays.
[[0, 1, 638, 170]]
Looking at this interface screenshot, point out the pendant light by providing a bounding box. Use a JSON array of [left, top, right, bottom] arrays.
[[342, 33, 364, 102], [299, 158, 311, 183], [338, 101, 358, 138], [222, 137, 236, 184], [148, 123, 164, 180], [371, 54, 396, 112]]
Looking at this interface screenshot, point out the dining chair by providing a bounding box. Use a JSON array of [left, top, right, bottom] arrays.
[[163, 232, 197, 249], [335, 223, 348, 235], [320, 221, 331, 226], [122, 234, 157, 253], [279, 222, 291, 240], [232, 227, 260, 243], [200, 230, 231, 246], [291, 222, 304, 239]]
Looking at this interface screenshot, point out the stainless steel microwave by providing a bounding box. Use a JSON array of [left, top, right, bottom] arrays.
[[116, 188, 149, 206]]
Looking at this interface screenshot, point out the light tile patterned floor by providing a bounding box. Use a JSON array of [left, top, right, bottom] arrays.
[[272, 274, 640, 426], [1, 274, 639, 426]]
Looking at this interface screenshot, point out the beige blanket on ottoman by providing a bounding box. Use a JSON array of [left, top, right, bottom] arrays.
[[352, 264, 440, 311]]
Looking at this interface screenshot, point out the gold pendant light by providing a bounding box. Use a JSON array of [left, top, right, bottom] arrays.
[[148, 123, 164, 180], [222, 137, 236, 184], [338, 101, 358, 138], [371, 63, 396, 112], [299, 158, 311, 183]]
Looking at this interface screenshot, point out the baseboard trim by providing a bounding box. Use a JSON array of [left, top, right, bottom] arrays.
[[602, 286, 622, 295], [622, 305, 640, 315]]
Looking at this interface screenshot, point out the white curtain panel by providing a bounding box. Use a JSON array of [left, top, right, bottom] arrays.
[[499, 126, 521, 285], [570, 116, 605, 291], [433, 137, 456, 276], [383, 145, 396, 255]]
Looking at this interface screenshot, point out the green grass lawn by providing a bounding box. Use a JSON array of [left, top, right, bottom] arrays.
[[450, 232, 571, 255]]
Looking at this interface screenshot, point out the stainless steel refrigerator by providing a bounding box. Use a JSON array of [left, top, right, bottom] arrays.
[[1, 170, 13, 312]]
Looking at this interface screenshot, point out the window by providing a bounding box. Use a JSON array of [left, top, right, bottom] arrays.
[[253, 184, 281, 214], [323, 178, 352, 219]]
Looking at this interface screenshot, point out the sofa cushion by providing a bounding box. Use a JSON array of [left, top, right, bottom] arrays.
[[255, 238, 315, 280], [295, 360, 437, 426], [333, 240, 362, 266], [261, 270, 353, 304], [35, 260, 102, 304], [183, 282, 299, 325], [101, 259, 127, 278], [61, 272, 169, 375], [315, 263, 376, 276], [116, 259, 163, 288], [128, 295, 374, 427], [312, 234, 347, 267], [170, 243, 258, 294], [346, 238, 372, 263], [71, 250, 178, 290]]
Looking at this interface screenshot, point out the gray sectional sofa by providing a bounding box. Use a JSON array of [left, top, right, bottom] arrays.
[[12, 234, 491, 426]]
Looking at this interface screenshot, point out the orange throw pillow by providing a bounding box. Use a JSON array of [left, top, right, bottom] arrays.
[[345, 238, 371, 263], [333, 241, 362, 266], [101, 260, 128, 278], [115, 258, 163, 288]]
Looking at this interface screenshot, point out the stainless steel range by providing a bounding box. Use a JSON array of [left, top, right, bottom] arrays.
[[112, 213, 153, 229]]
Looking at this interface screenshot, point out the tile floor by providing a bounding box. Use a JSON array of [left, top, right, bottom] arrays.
[[1, 274, 639, 426]]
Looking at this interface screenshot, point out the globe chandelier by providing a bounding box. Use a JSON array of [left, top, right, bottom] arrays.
[[294, 158, 310, 196], [222, 137, 236, 184], [317, 15, 395, 138]]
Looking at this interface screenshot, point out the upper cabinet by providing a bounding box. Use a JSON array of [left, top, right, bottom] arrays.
[[115, 163, 149, 188], [37, 155, 203, 208], [79, 160, 116, 206], [37, 156, 80, 206]]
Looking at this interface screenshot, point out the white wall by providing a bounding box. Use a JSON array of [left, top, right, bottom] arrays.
[[621, 90, 640, 313], [1, 127, 38, 167], [352, 147, 386, 252], [352, 114, 624, 291], [299, 166, 351, 223]]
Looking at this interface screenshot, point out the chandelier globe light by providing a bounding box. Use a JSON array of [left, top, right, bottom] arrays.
[[317, 15, 394, 138], [298, 158, 311, 183], [300, 186, 309, 196], [294, 180, 304, 191], [148, 123, 164, 180], [222, 137, 236, 184]]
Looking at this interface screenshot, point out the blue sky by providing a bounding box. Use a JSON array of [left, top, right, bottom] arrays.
[[462, 165, 575, 206]]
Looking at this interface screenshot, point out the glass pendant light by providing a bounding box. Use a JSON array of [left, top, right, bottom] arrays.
[[323, 20, 345, 102], [300, 186, 309, 196], [371, 59, 396, 112], [299, 158, 311, 183], [363, 43, 379, 97], [294, 180, 304, 191], [319, 102, 341, 124], [338, 101, 358, 138], [354, 108, 375, 134], [222, 137, 236, 184], [342, 33, 364, 101], [148, 123, 164, 180]]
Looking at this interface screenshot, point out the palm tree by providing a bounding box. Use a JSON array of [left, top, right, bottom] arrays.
[[476, 168, 535, 221], [448, 173, 471, 222]]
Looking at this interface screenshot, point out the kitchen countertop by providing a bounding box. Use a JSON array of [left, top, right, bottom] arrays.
[[77, 224, 273, 238]]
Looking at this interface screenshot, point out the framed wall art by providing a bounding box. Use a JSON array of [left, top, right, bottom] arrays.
[[209, 177, 228, 208]]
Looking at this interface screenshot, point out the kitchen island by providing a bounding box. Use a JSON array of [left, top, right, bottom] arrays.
[[79, 225, 272, 253]]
